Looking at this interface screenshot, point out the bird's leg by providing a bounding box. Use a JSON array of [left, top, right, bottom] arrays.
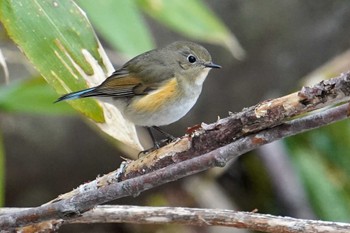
[[148, 127, 161, 149], [138, 126, 177, 156], [151, 126, 176, 141], [138, 127, 161, 156]]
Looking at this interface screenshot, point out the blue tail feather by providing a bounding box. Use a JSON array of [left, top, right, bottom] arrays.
[[55, 87, 96, 103]]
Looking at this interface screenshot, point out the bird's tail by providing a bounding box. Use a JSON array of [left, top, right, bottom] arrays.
[[55, 87, 96, 103]]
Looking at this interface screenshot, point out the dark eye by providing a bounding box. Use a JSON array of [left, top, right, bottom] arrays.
[[187, 55, 196, 63]]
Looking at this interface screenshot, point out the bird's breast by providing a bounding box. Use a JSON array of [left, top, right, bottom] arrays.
[[124, 77, 201, 126]]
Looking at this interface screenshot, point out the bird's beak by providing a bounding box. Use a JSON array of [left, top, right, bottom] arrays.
[[204, 62, 221, 69]]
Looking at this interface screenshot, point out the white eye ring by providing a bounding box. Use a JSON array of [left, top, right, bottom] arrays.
[[187, 55, 197, 63]]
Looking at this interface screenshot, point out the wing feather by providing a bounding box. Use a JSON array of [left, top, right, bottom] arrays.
[[91, 68, 156, 98]]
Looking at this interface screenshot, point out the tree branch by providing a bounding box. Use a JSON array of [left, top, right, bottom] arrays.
[[1, 72, 350, 231], [2, 205, 350, 233]]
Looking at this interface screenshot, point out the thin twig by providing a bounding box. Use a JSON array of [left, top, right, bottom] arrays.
[[1, 205, 350, 233]]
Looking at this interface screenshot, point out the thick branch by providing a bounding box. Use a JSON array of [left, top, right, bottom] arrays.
[[1, 72, 350, 230], [2, 205, 350, 233]]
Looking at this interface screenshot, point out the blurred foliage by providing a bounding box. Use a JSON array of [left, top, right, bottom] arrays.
[[285, 120, 350, 221], [138, 0, 245, 59], [76, 0, 155, 58], [0, 77, 74, 115], [78, 0, 245, 59]]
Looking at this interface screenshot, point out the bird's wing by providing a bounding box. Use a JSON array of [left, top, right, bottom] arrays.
[[91, 68, 157, 98]]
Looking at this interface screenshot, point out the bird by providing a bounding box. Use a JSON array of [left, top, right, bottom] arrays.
[[56, 41, 221, 151]]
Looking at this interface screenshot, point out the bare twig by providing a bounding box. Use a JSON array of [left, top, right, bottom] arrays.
[[1, 205, 350, 233], [1, 72, 350, 231]]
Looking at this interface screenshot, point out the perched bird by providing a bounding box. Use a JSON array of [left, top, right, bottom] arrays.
[[56, 41, 221, 150]]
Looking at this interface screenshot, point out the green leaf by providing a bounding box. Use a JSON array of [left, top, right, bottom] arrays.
[[77, 0, 154, 57], [0, 0, 105, 122], [139, 0, 245, 59], [0, 77, 75, 115]]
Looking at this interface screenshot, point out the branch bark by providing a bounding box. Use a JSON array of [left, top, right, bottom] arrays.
[[1, 72, 350, 231]]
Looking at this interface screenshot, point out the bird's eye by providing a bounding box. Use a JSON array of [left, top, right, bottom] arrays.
[[187, 55, 197, 63]]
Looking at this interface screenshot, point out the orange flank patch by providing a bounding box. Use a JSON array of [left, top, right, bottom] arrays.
[[131, 78, 179, 112]]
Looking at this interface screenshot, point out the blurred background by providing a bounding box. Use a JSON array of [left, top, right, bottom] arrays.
[[1, 0, 350, 232]]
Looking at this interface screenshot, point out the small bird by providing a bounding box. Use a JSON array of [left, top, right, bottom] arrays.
[[56, 41, 221, 150]]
